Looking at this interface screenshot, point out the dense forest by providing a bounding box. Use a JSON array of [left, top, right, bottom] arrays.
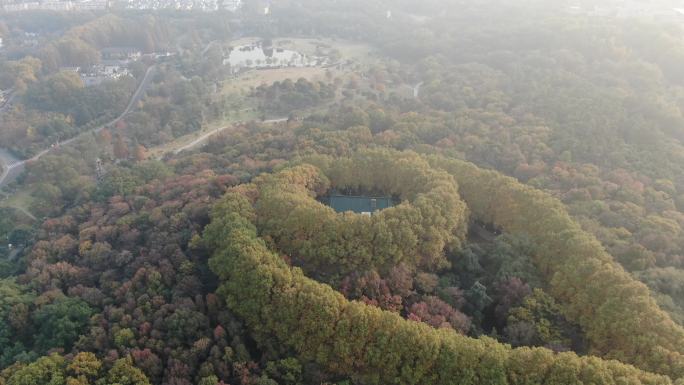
[[3, 0, 684, 384]]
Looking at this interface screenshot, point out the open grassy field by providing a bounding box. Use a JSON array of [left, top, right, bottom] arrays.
[[0, 188, 37, 222], [220, 37, 375, 95], [220, 67, 332, 94]]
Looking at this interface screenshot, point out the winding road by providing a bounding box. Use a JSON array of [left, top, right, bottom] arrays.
[[172, 117, 289, 155], [0, 65, 156, 190]]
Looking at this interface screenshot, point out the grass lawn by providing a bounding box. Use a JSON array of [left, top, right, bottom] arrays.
[[220, 37, 375, 95], [0, 188, 37, 222], [220, 67, 332, 95]]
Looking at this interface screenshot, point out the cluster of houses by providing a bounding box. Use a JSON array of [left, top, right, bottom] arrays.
[[59, 47, 177, 86], [0, 32, 39, 51], [0, 0, 107, 12], [59, 47, 142, 87], [566, 1, 684, 20], [79, 63, 131, 87], [123, 0, 241, 11], [101, 46, 142, 62], [0, 0, 242, 11]]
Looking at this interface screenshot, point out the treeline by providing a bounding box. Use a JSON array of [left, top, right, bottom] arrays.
[[0, 353, 150, 385], [216, 150, 582, 343], [252, 78, 337, 114], [194, 138, 684, 379], [247, 152, 467, 279], [202, 159, 670, 384], [427, 155, 684, 378]]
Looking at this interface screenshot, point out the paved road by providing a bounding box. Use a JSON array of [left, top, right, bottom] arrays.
[[0, 149, 24, 191], [201, 40, 220, 57], [413, 81, 424, 98], [12, 205, 37, 221], [172, 117, 288, 155], [7, 246, 24, 262], [0, 66, 156, 189]]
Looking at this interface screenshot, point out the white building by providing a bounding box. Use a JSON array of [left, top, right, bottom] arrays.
[[101, 47, 142, 61], [1, 0, 107, 11], [72, 0, 108, 10], [80, 63, 130, 87], [59, 66, 81, 73], [224, 0, 241, 12]]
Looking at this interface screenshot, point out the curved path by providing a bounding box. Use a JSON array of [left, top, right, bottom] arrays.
[[0, 147, 24, 190], [413, 81, 423, 98], [172, 117, 288, 155], [0, 65, 156, 190]]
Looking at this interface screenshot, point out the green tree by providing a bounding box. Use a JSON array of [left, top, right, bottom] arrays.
[[32, 297, 93, 353], [5, 354, 67, 385], [0, 280, 36, 367], [96, 357, 150, 385]]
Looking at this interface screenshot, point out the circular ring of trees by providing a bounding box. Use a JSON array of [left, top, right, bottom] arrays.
[[239, 150, 469, 280], [203, 150, 672, 384]]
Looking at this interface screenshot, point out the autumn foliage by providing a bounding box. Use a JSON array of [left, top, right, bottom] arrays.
[[203, 150, 677, 384], [237, 151, 468, 279]]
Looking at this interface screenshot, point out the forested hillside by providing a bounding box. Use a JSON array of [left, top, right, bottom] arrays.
[[3, 1, 684, 384]]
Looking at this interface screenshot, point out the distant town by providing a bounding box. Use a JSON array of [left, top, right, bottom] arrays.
[[1, 0, 684, 19], [0, 0, 241, 12], [566, 1, 684, 19]]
